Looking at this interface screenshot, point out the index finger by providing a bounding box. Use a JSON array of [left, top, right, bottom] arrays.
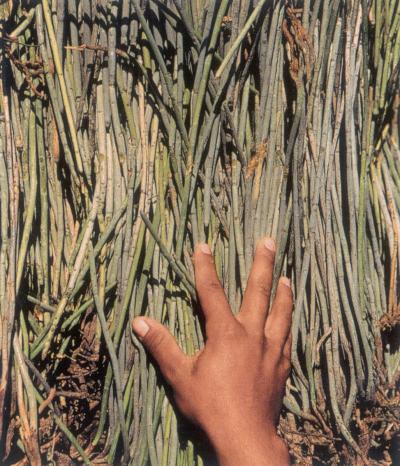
[[194, 243, 236, 338]]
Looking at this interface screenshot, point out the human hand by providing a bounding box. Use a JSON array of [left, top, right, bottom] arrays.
[[132, 238, 293, 466]]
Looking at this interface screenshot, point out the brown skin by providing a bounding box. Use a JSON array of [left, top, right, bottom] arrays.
[[132, 238, 293, 466]]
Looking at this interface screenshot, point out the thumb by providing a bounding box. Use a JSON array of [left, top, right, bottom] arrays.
[[132, 317, 189, 385]]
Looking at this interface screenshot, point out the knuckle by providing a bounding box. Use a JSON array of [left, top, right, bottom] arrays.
[[265, 342, 292, 377], [210, 321, 243, 343], [144, 330, 166, 353], [202, 278, 221, 293], [224, 321, 243, 338], [265, 335, 284, 355], [253, 276, 271, 297]]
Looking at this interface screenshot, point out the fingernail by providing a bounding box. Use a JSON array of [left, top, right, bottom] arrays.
[[198, 243, 212, 255], [264, 238, 276, 252], [132, 319, 150, 338], [280, 277, 291, 288]]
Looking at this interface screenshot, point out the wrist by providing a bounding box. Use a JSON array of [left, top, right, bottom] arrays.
[[206, 420, 289, 466]]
